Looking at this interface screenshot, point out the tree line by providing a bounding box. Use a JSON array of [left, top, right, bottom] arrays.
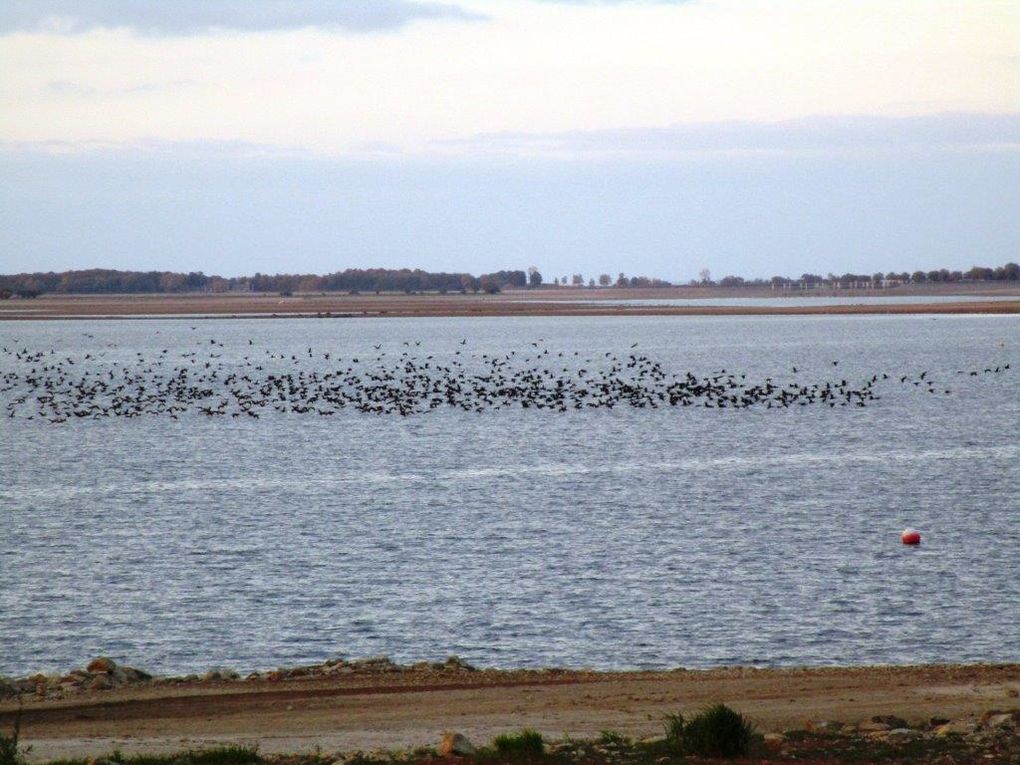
[[0, 268, 527, 298], [1, 261, 1017, 298], [706, 263, 1019, 289]]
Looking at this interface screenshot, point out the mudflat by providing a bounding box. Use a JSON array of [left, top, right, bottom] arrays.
[[4, 664, 1018, 761], [1, 287, 1019, 320]]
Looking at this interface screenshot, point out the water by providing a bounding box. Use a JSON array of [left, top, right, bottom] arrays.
[[1, 314, 1018, 676], [517, 294, 1019, 308]]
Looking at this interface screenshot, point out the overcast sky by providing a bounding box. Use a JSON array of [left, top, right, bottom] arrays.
[[1, 0, 1018, 280]]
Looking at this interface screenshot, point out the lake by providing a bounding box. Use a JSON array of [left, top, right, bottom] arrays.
[[1, 314, 1018, 676]]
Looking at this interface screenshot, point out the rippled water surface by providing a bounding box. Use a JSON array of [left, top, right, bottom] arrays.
[[1, 315, 1018, 675]]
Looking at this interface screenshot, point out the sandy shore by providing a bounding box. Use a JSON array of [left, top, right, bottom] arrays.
[[3, 663, 1018, 761], [1, 288, 1019, 320]]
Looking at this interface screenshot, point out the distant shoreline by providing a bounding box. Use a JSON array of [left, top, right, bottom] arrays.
[[2, 286, 1019, 320]]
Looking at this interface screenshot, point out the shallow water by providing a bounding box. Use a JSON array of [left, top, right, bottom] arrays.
[[1, 314, 1018, 675], [520, 294, 1019, 308]]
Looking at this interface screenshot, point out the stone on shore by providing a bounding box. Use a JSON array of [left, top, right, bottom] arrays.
[[887, 728, 922, 741], [934, 719, 978, 737], [86, 656, 117, 674], [438, 732, 476, 756], [857, 720, 891, 732], [981, 710, 1020, 730], [871, 714, 909, 729], [88, 673, 114, 691]]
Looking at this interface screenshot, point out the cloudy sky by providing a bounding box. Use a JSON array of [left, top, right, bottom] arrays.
[[1, 0, 1018, 280]]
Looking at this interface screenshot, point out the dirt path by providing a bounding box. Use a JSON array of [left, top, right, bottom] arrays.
[[4, 665, 1018, 761]]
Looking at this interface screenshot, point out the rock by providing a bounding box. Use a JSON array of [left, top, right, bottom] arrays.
[[444, 655, 477, 672], [871, 714, 909, 729], [763, 733, 785, 744], [438, 732, 476, 756], [857, 720, 891, 733], [980, 710, 1020, 730], [120, 666, 152, 683], [934, 719, 978, 737], [86, 657, 117, 674], [887, 728, 923, 742], [199, 669, 237, 682], [807, 720, 843, 732], [929, 716, 951, 728], [353, 656, 399, 672], [88, 674, 114, 691]]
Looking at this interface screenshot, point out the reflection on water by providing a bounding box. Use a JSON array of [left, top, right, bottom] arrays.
[[1, 314, 1018, 675]]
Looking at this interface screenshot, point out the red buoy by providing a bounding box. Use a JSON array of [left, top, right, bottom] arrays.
[[901, 528, 921, 545]]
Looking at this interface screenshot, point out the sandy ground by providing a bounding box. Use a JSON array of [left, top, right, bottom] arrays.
[[1, 288, 1020, 320], [3, 665, 1018, 761]]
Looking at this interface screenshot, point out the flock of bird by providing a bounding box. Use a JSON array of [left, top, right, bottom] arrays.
[[0, 335, 1012, 423]]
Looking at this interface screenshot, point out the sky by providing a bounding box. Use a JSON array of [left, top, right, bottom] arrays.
[[1, 0, 1018, 281]]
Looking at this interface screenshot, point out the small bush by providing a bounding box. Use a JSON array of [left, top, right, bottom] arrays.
[[46, 746, 261, 765], [0, 729, 25, 765], [491, 729, 544, 760], [663, 704, 755, 758], [187, 746, 261, 765], [596, 730, 630, 746], [662, 712, 685, 748], [0, 703, 30, 765]]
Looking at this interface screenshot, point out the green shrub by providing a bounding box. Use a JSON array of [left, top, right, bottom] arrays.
[[662, 712, 685, 749], [0, 729, 25, 765], [663, 704, 756, 758], [186, 746, 261, 765], [491, 729, 544, 760], [596, 730, 630, 746], [0, 704, 30, 765], [44, 746, 261, 765]]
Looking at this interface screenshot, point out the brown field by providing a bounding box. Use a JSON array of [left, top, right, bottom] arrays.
[[3, 664, 1018, 761], [1, 285, 1019, 320]]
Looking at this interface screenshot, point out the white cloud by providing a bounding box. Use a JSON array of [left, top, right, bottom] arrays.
[[0, 0, 1016, 156], [41, 78, 197, 99], [436, 113, 1020, 159], [0, 0, 485, 36]]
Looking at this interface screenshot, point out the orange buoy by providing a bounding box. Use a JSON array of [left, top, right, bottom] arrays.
[[901, 528, 921, 545]]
